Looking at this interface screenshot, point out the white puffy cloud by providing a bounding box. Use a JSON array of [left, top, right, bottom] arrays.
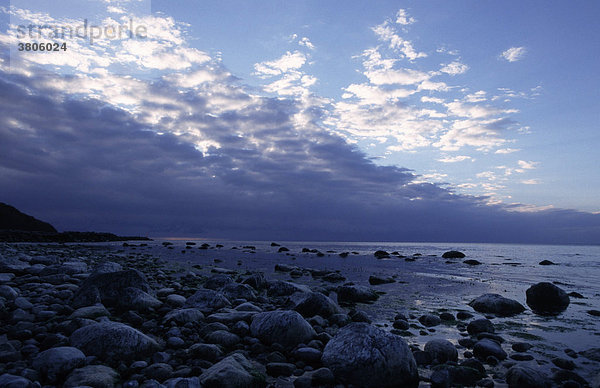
[[299, 37, 315, 50], [395, 9, 416, 25], [253, 51, 307, 77], [501, 46, 526, 62], [521, 179, 541, 185], [495, 148, 520, 154], [440, 61, 469, 75], [518, 160, 539, 170]]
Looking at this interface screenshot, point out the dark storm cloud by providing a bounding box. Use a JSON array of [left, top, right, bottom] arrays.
[[1, 68, 599, 244]]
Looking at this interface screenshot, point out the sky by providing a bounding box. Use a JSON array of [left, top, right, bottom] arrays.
[[0, 1, 599, 243]]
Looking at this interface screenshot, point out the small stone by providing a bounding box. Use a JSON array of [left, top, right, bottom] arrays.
[[419, 314, 441, 327], [467, 319, 494, 335], [142, 363, 173, 382], [552, 357, 576, 370], [473, 339, 507, 361]]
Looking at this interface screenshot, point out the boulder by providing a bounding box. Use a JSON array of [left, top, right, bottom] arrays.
[[71, 269, 153, 309], [204, 274, 234, 290], [526, 282, 569, 315], [505, 365, 551, 388], [0, 373, 37, 387], [467, 319, 495, 335], [250, 310, 315, 347], [70, 321, 159, 361], [32, 346, 86, 383], [473, 339, 507, 361], [288, 291, 340, 318], [64, 365, 120, 388], [322, 323, 418, 388], [92, 261, 123, 274], [163, 308, 205, 325], [424, 339, 458, 363], [267, 280, 311, 297], [220, 283, 257, 301], [419, 314, 441, 327], [336, 285, 379, 304], [121, 287, 162, 311], [442, 250, 465, 259], [69, 304, 110, 320], [185, 289, 231, 313], [164, 377, 202, 388], [468, 294, 525, 316], [199, 353, 266, 388]]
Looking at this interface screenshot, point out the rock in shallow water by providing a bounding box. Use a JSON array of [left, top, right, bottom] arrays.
[[526, 282, 569, 315], [288, 291, 340, 318], [442, 250, 465, 259], [473, 339, 507, 361], [321, 322, 418, 388], [468, 293, 525, 316], [424, 339, 458, 364]]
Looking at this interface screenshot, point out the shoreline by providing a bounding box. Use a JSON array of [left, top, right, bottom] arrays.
[[1, 241, 599, 387]]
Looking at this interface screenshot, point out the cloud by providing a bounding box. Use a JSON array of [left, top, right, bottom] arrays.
[[395, 9, 416, 25], [254, 51, 307, 77], [495, 148, 520, 154], [440, 61, 469, 76], [501, 46, 527, 62], [521, 179, 541, 185], [1, 8, 599, 244], [298, 37, 315, 50], [438, 155, 472, 163], [518, 160, 539, 170], [371, 22, 426, 61]]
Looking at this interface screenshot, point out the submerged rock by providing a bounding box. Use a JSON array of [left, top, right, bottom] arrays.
[[473, 339, 507, 361], [468, 293, 525, 316], [322, 323, 418, 388], [526, 282, 569, 315], [368, 275, 395, 285]]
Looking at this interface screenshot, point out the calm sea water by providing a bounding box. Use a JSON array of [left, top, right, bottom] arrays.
[[134, 240, 600, 380]]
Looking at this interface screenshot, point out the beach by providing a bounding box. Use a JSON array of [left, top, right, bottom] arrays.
[[1, 240, 599, 387]]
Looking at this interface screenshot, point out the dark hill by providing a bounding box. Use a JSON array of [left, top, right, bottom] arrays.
[[0, 202, 57, 232]]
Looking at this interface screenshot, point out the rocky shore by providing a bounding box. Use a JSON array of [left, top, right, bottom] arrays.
[[1, 242, 599, 387]]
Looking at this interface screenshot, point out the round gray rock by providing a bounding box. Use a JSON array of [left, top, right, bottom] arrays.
[[473, 338, 507, 361], [250, 310, 315, 347], [322, 322, 418, 388], [505, 365, 551, 388], [64, 365, 120, 388], [70, 321, 159, 361], [468, 293, 525, 316], [32, 346, 86, 383], [424, 339, 458, 363]]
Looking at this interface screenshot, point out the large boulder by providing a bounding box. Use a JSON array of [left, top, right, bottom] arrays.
[[505, 365, 551, 388], [250, 310, 315, 347], [185, 289, 231, 313], [267, 280, 311, 297], [32, 346, 86, 383], [322, 323, 418, 388], [473, 339, 507, 361], [0, 373, 37, 388], [220, 283, 257, 301], [70, 321, 159, 361], [526, 282, 569, 315], [442, 250, 465, 259], [163, 308, 205, 325], [424, 339, 458, 364], [288, 291, 341, 318], [71, 269, 153, 309], [469, 294, 525, 316], [199, 353, 266, 388], [63, 365, 120, 388], [336, 285, 379, 304]]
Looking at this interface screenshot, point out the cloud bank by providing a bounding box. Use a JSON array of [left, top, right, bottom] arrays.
[[0, 6, 598, 244]]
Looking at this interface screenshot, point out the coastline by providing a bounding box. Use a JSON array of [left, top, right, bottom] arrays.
[[1, 241, 599, 387]]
